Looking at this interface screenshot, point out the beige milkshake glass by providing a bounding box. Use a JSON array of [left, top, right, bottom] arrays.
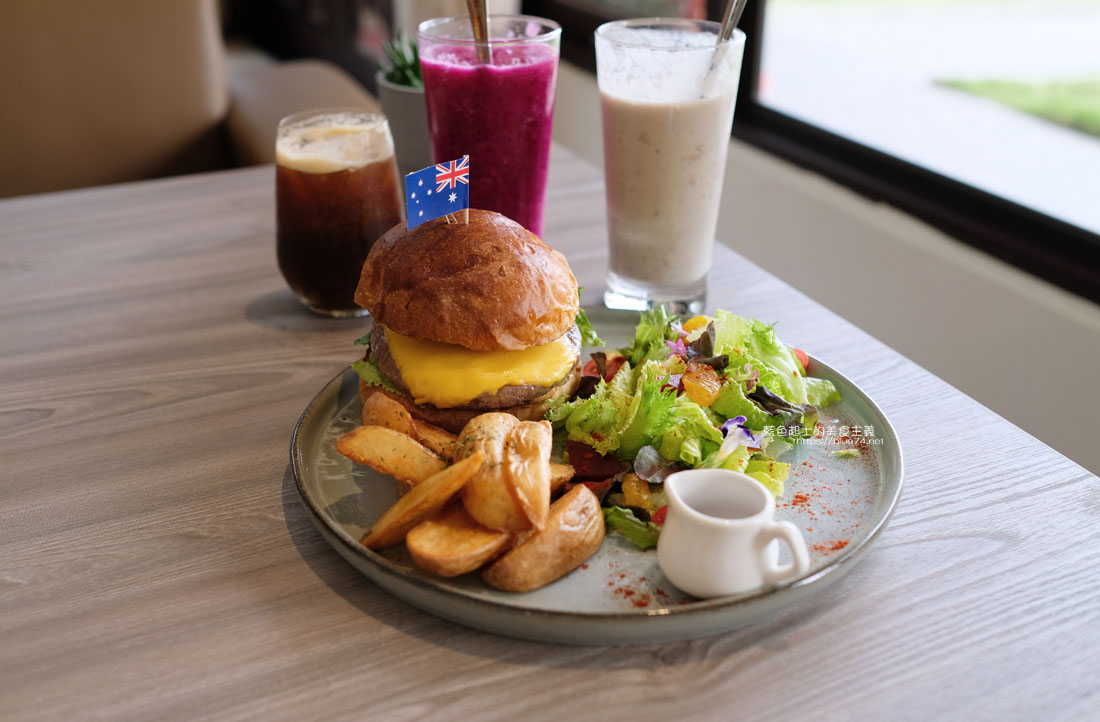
[[596, 19, 746, 314]]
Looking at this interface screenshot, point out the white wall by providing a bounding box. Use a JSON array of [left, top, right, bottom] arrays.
[[553, 60, 1100, 474]]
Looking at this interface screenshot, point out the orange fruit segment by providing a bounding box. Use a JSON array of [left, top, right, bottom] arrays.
[[682, 363, 722, 407]]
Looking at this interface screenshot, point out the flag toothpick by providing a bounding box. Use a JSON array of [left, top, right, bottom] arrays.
[[404, 156, 471, 229]]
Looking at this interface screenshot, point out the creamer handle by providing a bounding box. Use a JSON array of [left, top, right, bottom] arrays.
[[759, 521, 811, 585]]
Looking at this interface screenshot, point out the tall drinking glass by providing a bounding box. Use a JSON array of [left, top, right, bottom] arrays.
[[596, 20, 746, 314], [276, 109, 403, 317], [418, 15, 560, 237]]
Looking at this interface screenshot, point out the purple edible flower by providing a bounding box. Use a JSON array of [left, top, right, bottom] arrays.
[[670, 321, 687, 339], [720, 415, 746, 435], [721, 415, 764, 449]]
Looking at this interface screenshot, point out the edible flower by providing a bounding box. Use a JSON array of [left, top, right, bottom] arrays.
[[632, 445, 678, 484], [666, 337, 689, 359], [720, 415, 764, 450]]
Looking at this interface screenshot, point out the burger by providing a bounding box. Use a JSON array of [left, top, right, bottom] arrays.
[[351, 209, 585, 433]]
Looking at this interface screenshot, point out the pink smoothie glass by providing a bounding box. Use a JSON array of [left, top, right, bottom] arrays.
[[418, 15, 560, 237]]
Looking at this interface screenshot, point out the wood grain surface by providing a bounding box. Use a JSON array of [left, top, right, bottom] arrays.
[[1, 146, 1097, 722]]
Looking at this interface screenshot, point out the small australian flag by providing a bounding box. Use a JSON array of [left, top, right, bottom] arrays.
[[405, 155, 470, 229]]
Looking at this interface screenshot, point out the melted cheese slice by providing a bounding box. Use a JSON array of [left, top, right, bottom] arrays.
[[383, 327, 575, 407]]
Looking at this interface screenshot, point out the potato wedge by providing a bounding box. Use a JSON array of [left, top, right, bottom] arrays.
[[413, 420, 460, 461], [503, 420, 552, 530], [360, 391, 460, 460], [548, 462, 574, 495], [406, 503, 513, 577], [482, 483, 605, 593], [361, 451, 485, 549], [336, 425, 446, 484], [361, 392, 417, 437], [458, 413, 531, 532]]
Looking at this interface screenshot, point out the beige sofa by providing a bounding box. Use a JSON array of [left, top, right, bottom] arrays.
[[0, 0, 380, 198]]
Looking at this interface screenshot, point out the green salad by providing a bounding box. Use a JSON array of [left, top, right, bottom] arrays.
[[549, 308, 842, 549]]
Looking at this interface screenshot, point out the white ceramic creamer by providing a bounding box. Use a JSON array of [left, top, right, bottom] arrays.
[[657, 469, 811, 598]]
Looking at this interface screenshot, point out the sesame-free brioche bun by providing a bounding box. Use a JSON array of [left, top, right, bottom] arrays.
[[354, 210, 579, 352]]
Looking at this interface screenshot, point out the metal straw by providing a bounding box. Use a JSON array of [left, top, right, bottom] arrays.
[[702, 0, 749, 97], [719, 0, 750, 43], [465, 0, 490, 64]]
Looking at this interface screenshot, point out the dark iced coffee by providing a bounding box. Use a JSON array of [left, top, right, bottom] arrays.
[[276, 110, 403, 316]]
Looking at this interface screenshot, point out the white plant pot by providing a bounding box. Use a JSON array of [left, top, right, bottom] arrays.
[[375, 71, 433, 178]]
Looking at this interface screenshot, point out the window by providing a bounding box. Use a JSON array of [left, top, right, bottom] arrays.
[[528, 0, 1100, 302], [760, 0, 1100, 238]]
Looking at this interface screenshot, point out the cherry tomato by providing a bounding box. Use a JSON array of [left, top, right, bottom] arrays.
[[651, 505, 668, 525], [792, 347, 809, 372], [603, 354, 627, 380], [581, 353, 627, 381]]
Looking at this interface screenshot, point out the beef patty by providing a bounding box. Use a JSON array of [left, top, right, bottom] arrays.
[[368, 323, 581, 410]]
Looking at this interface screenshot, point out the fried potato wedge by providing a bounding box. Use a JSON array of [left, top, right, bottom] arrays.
[[336, 425, 446, 484], [458, 413, 531, 532], [361, 391, 459, 460], [413, 420, 460, 461], [361, 451, 485, 549], [406, 503, 514, 577], [548, 462, 574, 495], [503, 420, 552, 530], [482, 483, 605, 593], [361, 392, 417, 437]]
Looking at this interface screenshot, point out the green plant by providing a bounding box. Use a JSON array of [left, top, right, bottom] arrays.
[[382, 33, 422, 88]]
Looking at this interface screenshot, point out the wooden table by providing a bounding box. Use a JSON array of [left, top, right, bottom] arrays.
[[2, 146, 1096, 721]]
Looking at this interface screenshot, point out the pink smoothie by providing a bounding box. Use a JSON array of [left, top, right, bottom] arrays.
[[420, 43, 557, 236]]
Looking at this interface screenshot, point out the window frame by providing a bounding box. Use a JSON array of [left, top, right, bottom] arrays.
[[525, 0, 1100, 304]]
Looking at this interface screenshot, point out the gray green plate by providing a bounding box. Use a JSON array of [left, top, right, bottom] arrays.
[[291, 307, 904, 644]]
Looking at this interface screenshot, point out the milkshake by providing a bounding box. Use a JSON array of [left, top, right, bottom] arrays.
[[596, 21, 746, 313], [419, 16, 560, 236]]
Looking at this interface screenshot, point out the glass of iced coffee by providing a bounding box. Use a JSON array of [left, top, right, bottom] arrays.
[[596, 20, 746, 314], [276, 109, 404, 317]]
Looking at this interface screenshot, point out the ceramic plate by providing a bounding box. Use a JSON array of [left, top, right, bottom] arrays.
[[291, 307, 904, 644]]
